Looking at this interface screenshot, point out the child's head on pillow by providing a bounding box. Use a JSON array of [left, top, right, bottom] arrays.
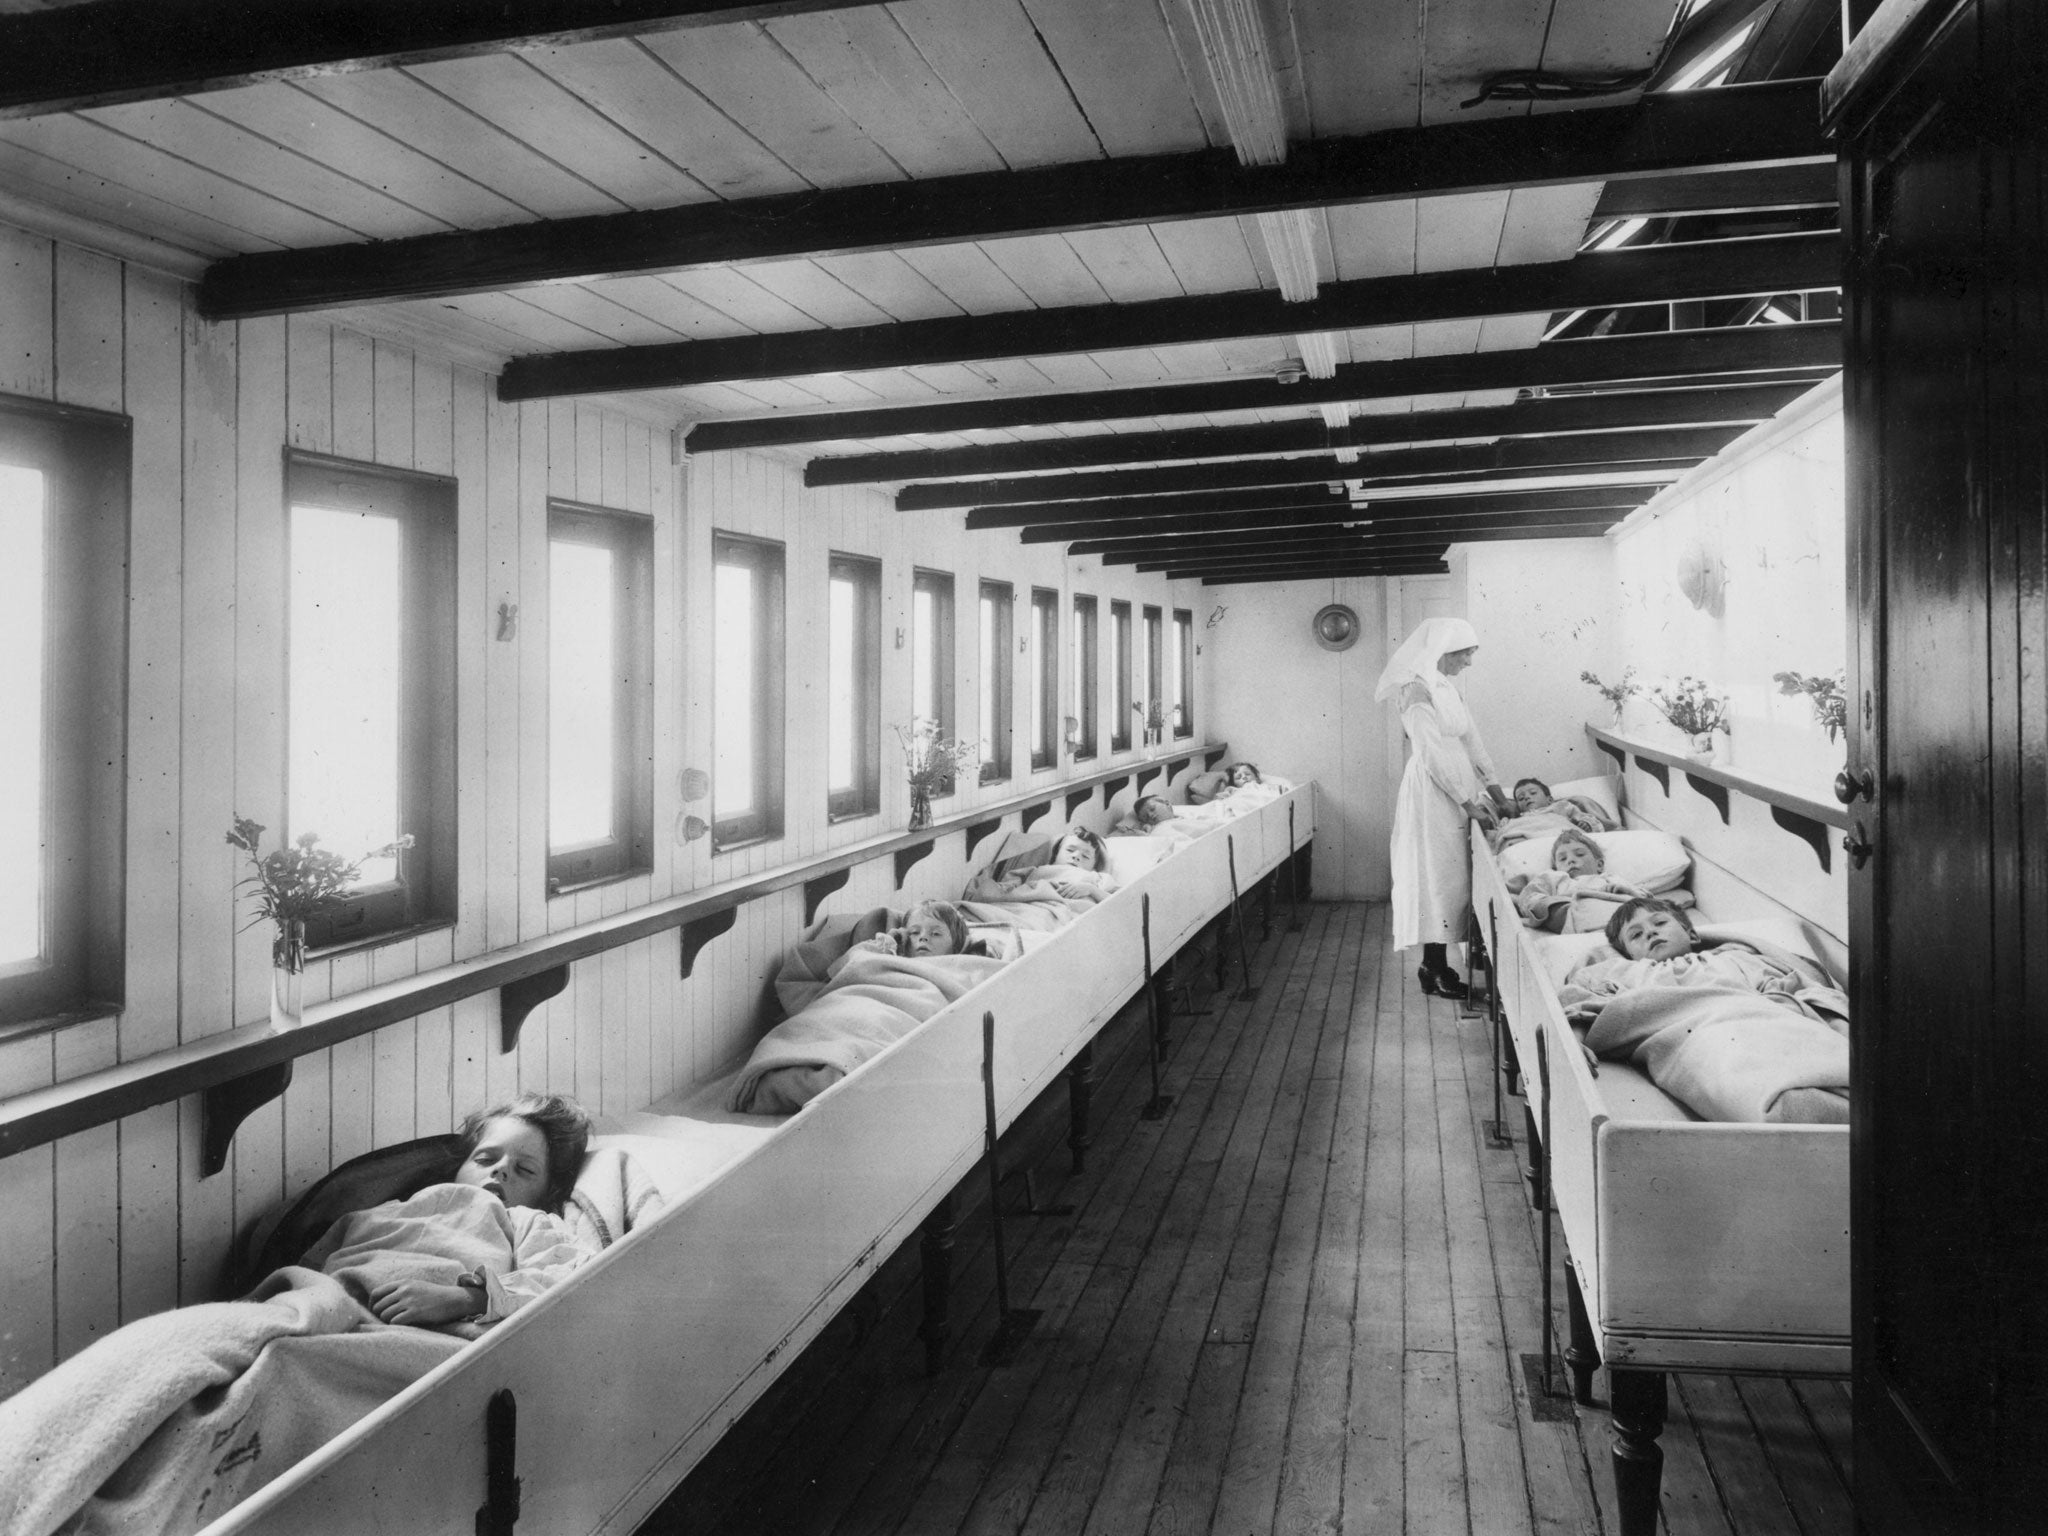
[[1605, 896, 1699, 961], [1513, 776, 1553, 814], [1226, 762, 1262, 787], [456, 1093, 591, 1212], [900, 899, 969, 957], [1550, 827, 1605, 879], [1134, 795, 1175, 828], [1051, 827, 1107, 870]]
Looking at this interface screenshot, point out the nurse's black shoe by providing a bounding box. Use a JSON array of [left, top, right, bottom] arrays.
[[1417, 964, 1468, 1000]]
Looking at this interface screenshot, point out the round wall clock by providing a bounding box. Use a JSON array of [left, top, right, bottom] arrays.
[[1312, 603, 1361, 651]]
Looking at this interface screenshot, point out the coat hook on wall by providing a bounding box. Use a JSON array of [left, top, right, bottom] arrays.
[[895, 626, 906, 649], [496, 602, 519, 642]]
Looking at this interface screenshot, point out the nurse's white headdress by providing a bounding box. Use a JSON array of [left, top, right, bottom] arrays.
[[1373, 616, 1479, 703]]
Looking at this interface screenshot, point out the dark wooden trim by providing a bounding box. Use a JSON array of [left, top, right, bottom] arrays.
[[0, 1, 864, 120], [892, 839, 934, 889], [1201, 562, 1448, 585], [199, 80, 1823, 318], [686, 324, 1840, 452], [1596, 738, 1628, 773], [1034, 489, 1657, 544], [808, 383, 1805, 488], [972, 485, 1350, 532], [1101, 775, 1130, 802], [918, 427, 1743, 511], [1633, 753, 1673, 795], [1020, 799, 1054, 834], [1135, 766, 1161, 795], [500, 964, 570, 1053], [1095, 513, 1628, 562], [1204, 749, 1228, 772], [502, 236, 1839, 399], [803, 867, 851, 925], [1683, 771, 1733, 824], [965, 818, 1005, 861], [0, 745, 1229, 1167], [1065, 787, 1095, 820], [1166, 756, 1191, 780], [1587, 725, 1849, 831], [200, 1063, 294, 1178], [1771, 805, 1835, 872], [1592, 163, 1838, 221], [1821, 0, 1962, 132]]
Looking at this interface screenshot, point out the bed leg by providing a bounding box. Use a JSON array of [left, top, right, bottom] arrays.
[[919, 1189, 958, 1376], [1564, 1266, 1600, 1406], [1259, 872, 1275, 942], [1213, 910, 1232, 994], [1067, 1042, 1095, 1174], [1523, 1102, 1545, 1208], [1610, 1368, 1669, 1536]]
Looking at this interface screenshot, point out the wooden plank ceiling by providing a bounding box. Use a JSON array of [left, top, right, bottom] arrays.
[[0, 0, 1845, 583]]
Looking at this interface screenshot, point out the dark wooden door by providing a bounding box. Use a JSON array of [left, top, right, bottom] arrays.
[[1833, 1, 2047, 1531]]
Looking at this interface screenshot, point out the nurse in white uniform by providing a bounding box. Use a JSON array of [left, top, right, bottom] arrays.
[[1377, 617, 1507, 998]]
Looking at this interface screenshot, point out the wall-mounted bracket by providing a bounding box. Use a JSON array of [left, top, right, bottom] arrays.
[[1682, 772, 1731, 824], [500, 964, 570, 1052], [200, 1061, 294, 1178], [965, 817, 1003, 860], [1770, 805, 1833, 872], [1100, 774, 1130, 804], [893, 838, 934, 889], [1166, 756, 1189, 780], [1135, 765, 1161, 795], [1631, 753, 1671, 796], [1595, 738, 1627, 774], [1203, 747, 1228, 771], [680, 906, 738, 978], [804, 868, 851, 924], [1021, 798, 1052, 834], [1065, 787, 1094, 821]]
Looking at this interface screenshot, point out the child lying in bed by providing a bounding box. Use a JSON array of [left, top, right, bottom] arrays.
[[1491, 778, 1618, 847], [1112, 794, 1183, 837], [1187, 761, 1262, 803], [837, 898, 975, 966], [962, 828, 1117, 907], [1557, 897, 1850, 1124], [1509, 829, 1654, 934], [0, 1094, 600, 1536]]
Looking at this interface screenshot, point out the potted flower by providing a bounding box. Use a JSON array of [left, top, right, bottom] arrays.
[[1773, 670, 1848, 744], [226, 817, 414, 1031], [1580, 667, 1640, 726], [1648, 676, 1731, 761], [1134, 699, 1168, 748], [893, 719, 977, 831]]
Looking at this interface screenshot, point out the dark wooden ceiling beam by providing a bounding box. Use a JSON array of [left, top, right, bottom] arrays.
[[1201, 561, 1450, 585], [905, 426, 1742, 509], [0, 1, 866, 120], [1026, 486, 1660, 542], [1079, 507, 1633, 559], [684, 324, 1839, 452], [1134, 521, 1625, 574], [500, 234, 1837, 399], [965, 485, 1349, 532], [196, 78, 1824, 318], [1592, 162, 1837, 221], [808, 381, 1805, 486]]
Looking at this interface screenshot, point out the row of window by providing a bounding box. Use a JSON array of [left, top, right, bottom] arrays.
[[4, 433, 1195, 1028]]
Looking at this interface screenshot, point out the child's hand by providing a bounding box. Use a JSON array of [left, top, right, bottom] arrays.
[[855, 934, 898, 955], [368, 1277, 478, 1327]]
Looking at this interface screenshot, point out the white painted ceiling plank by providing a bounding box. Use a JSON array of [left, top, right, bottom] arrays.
[[0, 136, 255, 256], [810, 250, 967, 321], [195, 83, 536, 229], [1496, 182, 1606, 264], [296, 71, 615, 221], [1414, 190, 1513, 272], [1410, 317, 1488, 354], [1417, 0, 1549, 125], [1325, 198, 1419, 280], [1290, 0, 1424, 134], [1149, 216, 1265, 294], [637, 23, 911, 190], [1026, 353, 1116, 389], [1062, 224, 1187, 304], [1016, 0, 1212, 157], [440, 290, 623, 351], [739, 259, 896, 327], [579, 275, 758, 339], [977, 232, 1113, 309], [884, 0, 1105, 169], [403, 54, 706, 208], [520, 38, 804, 201], [662, 266, 818, 333], [764, 9, 1008, 178], [1475, 313, 1552, 350], [895, 243, 1038, 313], [517, 284, 695, 346], [1541, 0, 1677, 76]]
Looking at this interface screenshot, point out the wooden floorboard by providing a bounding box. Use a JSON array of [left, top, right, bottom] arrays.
[[644, 901, 1852, 1536]]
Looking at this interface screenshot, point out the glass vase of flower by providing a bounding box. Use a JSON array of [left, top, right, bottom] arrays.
[[894, 719, 977, 831], [1773, 670, 1848, 744], [226, 816, 414, 1031], [1649, 676, 1731, 761], [1580, 667, 1640, 726], [1135, 699, 1167, 747]]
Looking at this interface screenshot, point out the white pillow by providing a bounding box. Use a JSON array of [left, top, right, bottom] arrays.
[[1103, 835, 1170, 885], [1534, 930, 1615, 990], [1533, 913, 1833, 992], [1496, 828, 1690, 894], [1551, 775, 1621, 818]]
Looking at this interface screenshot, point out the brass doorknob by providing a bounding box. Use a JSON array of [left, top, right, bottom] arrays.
[[1833, 767, 1875, 804]]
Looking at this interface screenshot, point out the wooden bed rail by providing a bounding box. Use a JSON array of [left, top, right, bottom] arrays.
[[0, 745, 1230, 1173], [1585, 724, 1849, 871]]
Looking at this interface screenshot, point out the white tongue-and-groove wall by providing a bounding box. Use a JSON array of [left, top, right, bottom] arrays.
[[0, 223, 1201, 1396]]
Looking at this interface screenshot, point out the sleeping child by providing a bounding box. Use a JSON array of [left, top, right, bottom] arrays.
[[1491, 778, 1618, 848], [0, 1094, 601, 1536], [1112, 794, 1180, 836], [838, 898, 975, 965], [1508, 828, 1654, 934], [962, 828, 1117, 908], [1187, 761, 1263, 804]]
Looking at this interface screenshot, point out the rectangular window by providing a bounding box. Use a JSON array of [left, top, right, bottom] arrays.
[[0, 401, 126, 1027], [978, 580, 1013, 783], [714, 532, 786, 848], [912, 569, 958, 794], [288, 454, 457, 949], [1071, 594, 1098, 760], [1143, 605, 1164, 741], [547, 503, 654, 891], [1030, 587, 1059, 771], [828, 553, 882, 819], [1173, 607, 1195, 739], [1110, 599, 1133, 751]]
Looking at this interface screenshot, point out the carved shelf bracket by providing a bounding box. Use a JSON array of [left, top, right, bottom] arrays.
[[803, 868, 851, 925], [1770, 805, 1833, 872], [1101, 774, 1130, 804], [1020, 799, 1052, 834], [200, 1061, 294, 1178], [1203, 747, 1228, 771], [680, 907, 738, 978], [1682, 772, 1732, 824], [500, 964, 570, 1053], [1134, 765, 1161, 795], [893, 839, 934, 889], [1065, 787, 1094, 821], [1166, 756, 1190, 780], [965, 817, 1003, 860], [1594, 738, 1627, 773], [1631, 753, 1671, 796]]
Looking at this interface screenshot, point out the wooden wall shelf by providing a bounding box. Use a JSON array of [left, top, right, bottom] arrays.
[[1586, 725, 1848, 870]]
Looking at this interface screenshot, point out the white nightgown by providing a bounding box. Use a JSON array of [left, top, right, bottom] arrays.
[[1389, 673, 1496, 950]]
